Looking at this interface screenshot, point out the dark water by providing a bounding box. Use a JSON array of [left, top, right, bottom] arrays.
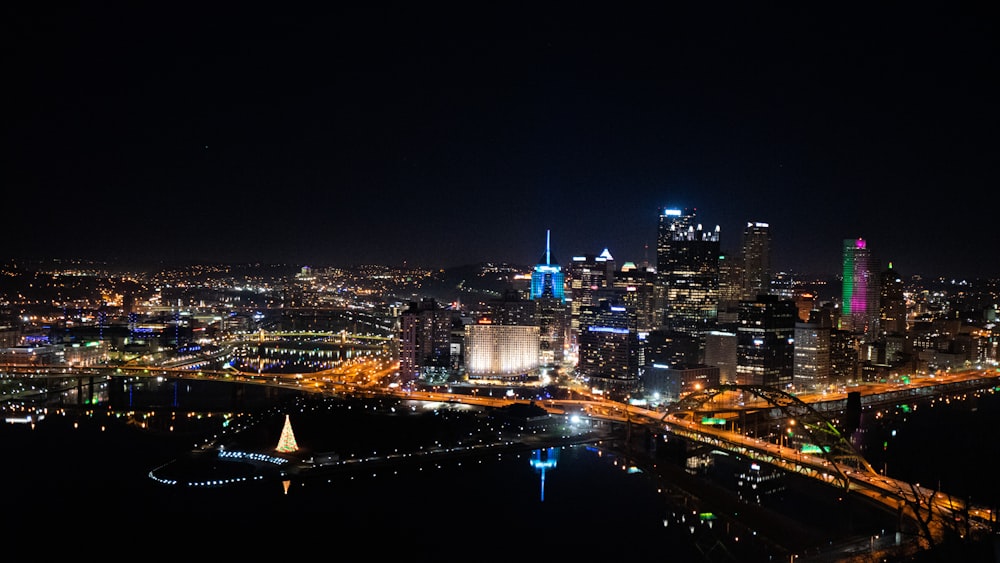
[[852, 392, 1000, 509], [3, 379, 999, 561]]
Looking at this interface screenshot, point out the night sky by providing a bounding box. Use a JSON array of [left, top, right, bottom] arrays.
[[5, 4, 997, 279]]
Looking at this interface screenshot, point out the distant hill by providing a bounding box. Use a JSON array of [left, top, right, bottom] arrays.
[[414, 262, 530, 304]]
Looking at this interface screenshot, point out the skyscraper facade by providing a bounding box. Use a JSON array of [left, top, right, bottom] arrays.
[[527, 231, 568, 368], [840, 238, 880, 338], [741, 221, 771, 300], [793, 314, 832, 390], [530, 230, 565, 301], [717, 250, 744, 325], [577, 298, 639, 398], [879, 262, 907, 337], [535, 296, 568, 367], [613, 261, 658, 333], [655, 207, 721, 333], [464, 322, 540, 380], [655, 207, 692, 327], [735, 294, 797, 387], [486, 290, 535, 326], [703, 329, 738, 384], [398, 298, 454, 381], [567, 249, 614, 345]]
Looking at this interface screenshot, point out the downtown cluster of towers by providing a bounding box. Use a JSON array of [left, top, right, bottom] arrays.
[[398, 207, 978, 404]]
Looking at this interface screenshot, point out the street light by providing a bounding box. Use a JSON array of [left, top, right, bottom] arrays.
[[785, 419, 797, 460]]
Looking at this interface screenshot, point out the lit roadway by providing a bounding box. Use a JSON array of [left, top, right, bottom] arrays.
[[381, 369, 1000, 543], [622, 402, 995, 537], [361, 368, 999, 541]]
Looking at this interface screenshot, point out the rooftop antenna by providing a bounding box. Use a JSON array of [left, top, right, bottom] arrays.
[[546, 229, 551, 265]]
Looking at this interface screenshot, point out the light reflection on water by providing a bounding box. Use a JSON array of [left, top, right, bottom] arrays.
[[4, 371, 998, 560], [0, 378, 862, 561]]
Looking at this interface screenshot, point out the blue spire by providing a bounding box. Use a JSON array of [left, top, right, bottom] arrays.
[[531, 230, 564, 301]]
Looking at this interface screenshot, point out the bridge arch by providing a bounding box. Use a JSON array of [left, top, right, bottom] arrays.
[[661, 384, 877, 478]]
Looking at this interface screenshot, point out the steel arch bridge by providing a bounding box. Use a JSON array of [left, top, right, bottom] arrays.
[[661, 383, 878, 479]]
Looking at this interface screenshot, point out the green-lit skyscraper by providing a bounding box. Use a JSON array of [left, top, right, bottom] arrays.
[[840, 238, 879, 338]]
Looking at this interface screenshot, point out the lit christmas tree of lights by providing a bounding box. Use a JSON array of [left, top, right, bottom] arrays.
[[276, 414, 299, 453]]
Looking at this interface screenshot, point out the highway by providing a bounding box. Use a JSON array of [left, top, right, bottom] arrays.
[[628, 402, 992, 531], [371, 367, 1000, 540]]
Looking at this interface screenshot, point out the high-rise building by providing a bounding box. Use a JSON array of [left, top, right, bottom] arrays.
[[535, 296, 568, 367], [567, 249, 615, 341], [530, 230, 565, 301], [704, 329, 738, 384], [717, 250, 744, 326], [486, 290, 535, 326], [793, 308, 833, 390], [792, 289, 818, 323], [655, 207, 694, 327], [655, 207, 721, 333], [735, 294, 797, 387], [840, 238, 880, 338], [830, 329, 862, 383], [464, 321, 540, 380], [642, 328, 702, 367], [398, 298, 454, 382], [528, 231, 568, 367], [879, 262, 907, 337], [769, 271, 796, 300], [613, 261, 658, 332], [741, 221, 771, 300], [577, 297, 639, 399]]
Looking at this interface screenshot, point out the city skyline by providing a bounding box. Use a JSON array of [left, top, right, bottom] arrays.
[[5, 5, 997, 279]]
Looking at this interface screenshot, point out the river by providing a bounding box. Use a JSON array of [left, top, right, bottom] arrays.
[[2, 377, 998, 561]]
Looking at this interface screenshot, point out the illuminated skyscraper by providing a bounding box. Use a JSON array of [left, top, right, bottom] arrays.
[[717, 250, 744, 325], [577, 298, 639, 399], [486, 290, 535, 326], [741, 221, 771, 300], [793, 309, 833, 389], [879, 262, 907, 336], [655, 207, 721, 333], [613, 261, 658, 332], [530, 230, 565, 301], [567, 249, 614, 345], [464, 322, 540, 380], [528, 231, 568, 367], [840, 238, 880, 337], [735, 294, 797, 387], [704, 329, 738, 384], [535, 296, 568, 367], [398, 298, 454, 381]]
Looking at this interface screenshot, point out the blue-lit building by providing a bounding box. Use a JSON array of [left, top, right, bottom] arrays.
[[530, 230, 565, 302], [530, 230, 568, 367]]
